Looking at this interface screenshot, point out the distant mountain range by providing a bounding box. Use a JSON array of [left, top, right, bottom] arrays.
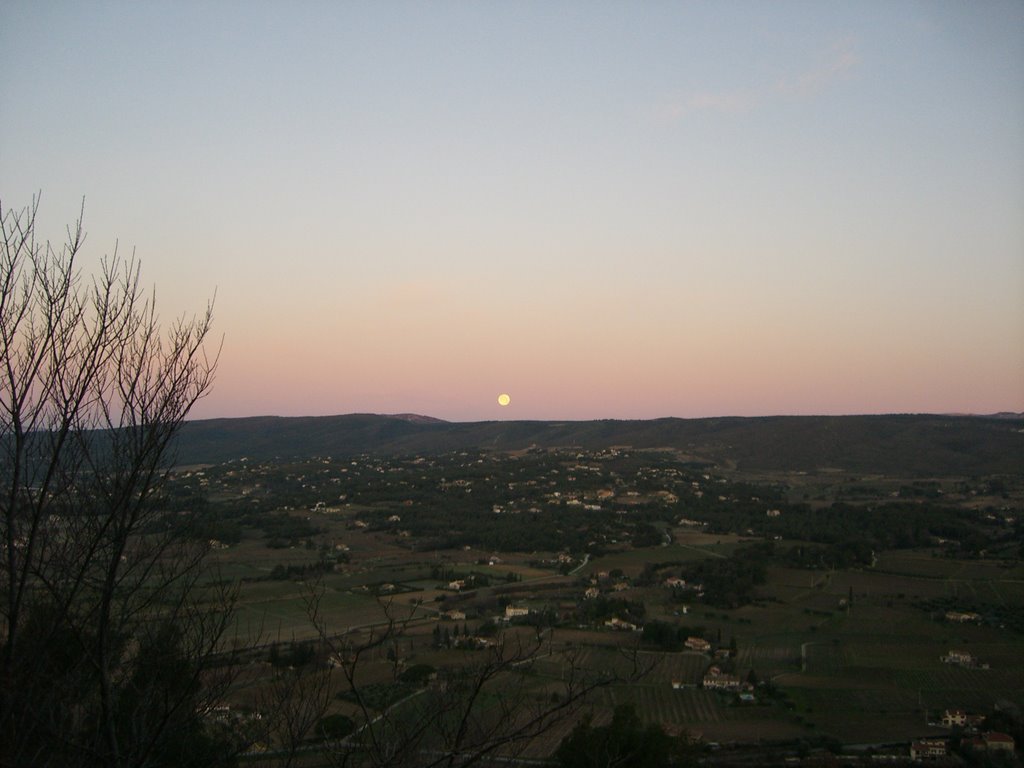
[[173, 413, 1024, 476]]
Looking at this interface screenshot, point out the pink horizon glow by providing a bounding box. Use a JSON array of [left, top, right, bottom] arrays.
[[3, 4, 1022, 422]]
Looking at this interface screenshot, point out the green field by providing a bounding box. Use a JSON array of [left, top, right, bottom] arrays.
[[181, 443, 1023, 759], [214, 530, 1024, 747]]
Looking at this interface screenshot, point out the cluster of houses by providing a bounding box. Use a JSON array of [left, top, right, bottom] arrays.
[[665, 638, 756, 699], [669, 664, 755, 702], [663, 576, 703, 598], [940, 649, 989, 669], [604, 617, 640, 632], [910, 731, 1015, 761], [959, 731, 1016, 755], [908, 708, 1017, 761], [944, 610, 982, 623], [535, 552, 578, 569], [701, 665, 750, 694], [582, 570, 633, 600], [446, 604, 531, 622]]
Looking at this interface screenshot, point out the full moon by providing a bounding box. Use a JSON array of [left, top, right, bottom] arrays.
[[497, 393, 511, 407]]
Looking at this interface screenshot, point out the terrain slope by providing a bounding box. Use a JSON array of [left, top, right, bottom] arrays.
[[175, 413, 1024, 476]]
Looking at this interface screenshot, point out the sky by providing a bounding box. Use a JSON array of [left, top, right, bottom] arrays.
[[2, 1, 1022, 422]]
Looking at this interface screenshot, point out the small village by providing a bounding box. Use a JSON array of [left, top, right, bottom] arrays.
[[162, 445, 1024, 764]]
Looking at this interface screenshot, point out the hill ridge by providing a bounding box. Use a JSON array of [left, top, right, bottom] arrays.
[[173, 413, 1024, 476]]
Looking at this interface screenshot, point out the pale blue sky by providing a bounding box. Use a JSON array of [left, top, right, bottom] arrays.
[[2, 1, 1022, 420]]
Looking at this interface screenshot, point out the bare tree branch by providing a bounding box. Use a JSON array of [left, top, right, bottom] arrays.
[[1, 196, 230, 768]]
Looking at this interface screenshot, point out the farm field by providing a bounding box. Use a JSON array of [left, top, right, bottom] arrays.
[[166, 444, 1024, 762], [213, 530, 1024, 746], [213, 534, 1024, 751]]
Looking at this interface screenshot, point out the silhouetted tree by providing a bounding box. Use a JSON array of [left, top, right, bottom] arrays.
[[1, 197, 230, 767], [288, 593, 655, 768], [556, 705, 697, 768]]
